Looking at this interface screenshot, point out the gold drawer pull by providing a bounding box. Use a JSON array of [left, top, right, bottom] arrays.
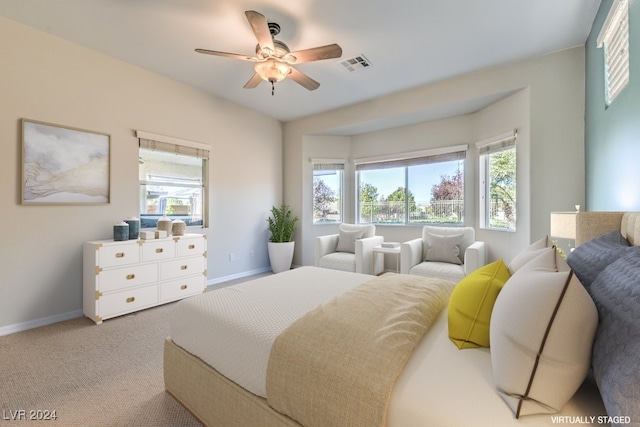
[[180, 284, 188, 290], [126, 274, 135, 280], [115, 252, 125, 258], [188, 244, 195, 249], [155, 248, 164, 253], [180, 265, 188, 270], [126, 297, 135, 303]]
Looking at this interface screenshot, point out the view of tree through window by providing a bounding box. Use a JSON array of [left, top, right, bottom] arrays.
[[357, 156, 464, 225], [313, 166, 342, 224], [485, 148, 516, 230]]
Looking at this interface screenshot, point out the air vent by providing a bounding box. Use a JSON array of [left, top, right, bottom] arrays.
[[340, 55, 372, 72]]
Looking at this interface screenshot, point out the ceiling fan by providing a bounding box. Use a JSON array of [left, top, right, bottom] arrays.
[[195, 10, 342, 95]]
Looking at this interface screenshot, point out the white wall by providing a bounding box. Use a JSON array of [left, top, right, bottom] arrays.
[[0, 17, 282, 332], [284, 47, 586, 267], [473, 89, 531, 262]]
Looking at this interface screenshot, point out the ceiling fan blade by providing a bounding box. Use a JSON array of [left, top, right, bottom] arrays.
[[243, 73, 263, 89], [288, 67, 320, 91], [286, 44, 342, 64], [245, 10, 274, 54], [195, 48, 257, 61]]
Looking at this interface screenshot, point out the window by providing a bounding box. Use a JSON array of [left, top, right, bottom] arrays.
[[597, 0, 629, 105], [355, 146, 467, 225], [137, 131, 209, 229], [312, 161, 343, 224], [478, 131, 517, 231]]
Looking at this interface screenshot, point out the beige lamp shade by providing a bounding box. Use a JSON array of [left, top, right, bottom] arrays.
[[550, 212, 577, 240]]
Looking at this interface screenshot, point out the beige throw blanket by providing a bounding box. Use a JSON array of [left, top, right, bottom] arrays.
[[266, 273, 454, 427]]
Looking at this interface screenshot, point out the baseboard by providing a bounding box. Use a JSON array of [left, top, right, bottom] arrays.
[[0, 309, 83, 337], [207, 266, 273, 289]]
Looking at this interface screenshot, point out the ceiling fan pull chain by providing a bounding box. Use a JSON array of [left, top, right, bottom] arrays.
[[271, 80, 275, 96]]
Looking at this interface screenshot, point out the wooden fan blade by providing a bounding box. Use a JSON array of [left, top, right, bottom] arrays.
[[243, 73, 263, 89], [287, 44, 342, 64], [195, 49, 257, 61], [245, 10, 274, 53], [288, 67, 320, 91]]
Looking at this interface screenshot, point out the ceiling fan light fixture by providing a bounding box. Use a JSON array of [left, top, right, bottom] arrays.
[[196, 10, 341, 95], [254, 59, 291, 83]]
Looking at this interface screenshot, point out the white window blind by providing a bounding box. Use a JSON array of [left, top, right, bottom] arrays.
[[476, 130, 517, 154], [597, 0, 629, 105], [312, 159, 345, 171], [354, 145, 468, 170], [137, 132, 209, 159]]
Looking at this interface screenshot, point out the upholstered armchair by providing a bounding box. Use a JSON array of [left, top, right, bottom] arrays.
[[401, 226, 486, 282], [314, 224, 384, 275]]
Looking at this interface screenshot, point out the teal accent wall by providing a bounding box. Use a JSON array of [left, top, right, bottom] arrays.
[[585, 0, 640, 210]]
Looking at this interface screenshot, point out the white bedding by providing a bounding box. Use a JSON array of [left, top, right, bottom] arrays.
[[169, 266, 371, 397], [389, 308, 608, 427], [169, 266, 608, 427]]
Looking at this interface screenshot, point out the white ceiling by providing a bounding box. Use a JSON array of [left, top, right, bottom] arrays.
[[0, 0, 601, 125]]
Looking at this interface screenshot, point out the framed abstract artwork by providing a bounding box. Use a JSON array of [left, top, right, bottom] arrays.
[[21, 119, 111, 205]]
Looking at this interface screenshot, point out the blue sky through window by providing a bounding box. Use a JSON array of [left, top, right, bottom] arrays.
[[360, 161, 463, 202]]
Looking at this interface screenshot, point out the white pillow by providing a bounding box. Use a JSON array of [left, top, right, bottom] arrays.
[[425, 233, 463, 265], [335, 229, 364, 253], [507, 236, 549, 274], [339, 223, 375, 239], [490, 247, 598, 418]]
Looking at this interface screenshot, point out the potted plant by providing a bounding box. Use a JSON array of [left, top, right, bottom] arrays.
[[267, 203, 299, 273]]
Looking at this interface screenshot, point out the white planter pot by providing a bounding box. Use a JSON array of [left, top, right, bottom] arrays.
[[268, 241, 295, 274]]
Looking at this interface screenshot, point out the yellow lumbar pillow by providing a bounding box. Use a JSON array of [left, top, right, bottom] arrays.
[[448, 259, 511, 349]]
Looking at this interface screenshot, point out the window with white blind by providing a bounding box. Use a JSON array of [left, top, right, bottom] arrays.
[[312, 160, 344, 224], [355, 146, 467, 225], [597, 0, 629, 106], [478, 131, 517, 231], [137, 131, 209, 229]]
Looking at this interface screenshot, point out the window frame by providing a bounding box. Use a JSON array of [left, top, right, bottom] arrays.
[[597, 0, 630, 106], [137, 130, 209, 229], [354, 145, 467, 226], [477, 131, 517, 232], [312, 159, 345, 225]]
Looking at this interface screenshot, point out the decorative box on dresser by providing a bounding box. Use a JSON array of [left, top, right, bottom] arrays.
[[83, 233, 207, 324]]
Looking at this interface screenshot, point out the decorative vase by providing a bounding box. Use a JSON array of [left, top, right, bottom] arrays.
[[113, 222, 129, 241], [172, 219, 186, 236], [268, 241, 295, 274], [157, 215, 172, 236], [124, 217, 140, 239]]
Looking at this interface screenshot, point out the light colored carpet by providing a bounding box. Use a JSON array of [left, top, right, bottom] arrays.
[[0, 273, 271, 427], [0, 303, 199, 426]]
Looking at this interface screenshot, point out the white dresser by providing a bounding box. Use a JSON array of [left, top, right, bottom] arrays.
[[83, 233, 207, 324]]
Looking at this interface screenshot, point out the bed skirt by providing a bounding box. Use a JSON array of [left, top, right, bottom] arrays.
[[164, 337, 299, 427]]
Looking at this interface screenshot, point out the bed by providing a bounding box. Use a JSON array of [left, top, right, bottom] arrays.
[[164, 212, 640, 427]]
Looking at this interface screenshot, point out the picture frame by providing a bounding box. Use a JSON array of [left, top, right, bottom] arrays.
[[21, 119, 111, 205]]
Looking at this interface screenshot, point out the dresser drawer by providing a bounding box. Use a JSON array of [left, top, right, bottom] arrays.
[[98, 242, 140, 268], [98, 264, 157, 292], [142, 240, 176, 262], [84, 234, 207, 324], [159, 275, 205, 302], [98, 285, 158, 318], [176, 236, 206, 257], [160, 256, 205, 281]]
